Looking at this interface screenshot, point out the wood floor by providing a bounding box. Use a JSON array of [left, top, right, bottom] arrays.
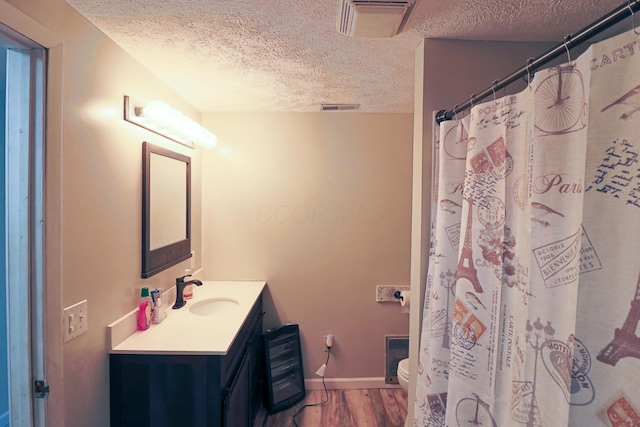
[[256, 388, 407, 427]]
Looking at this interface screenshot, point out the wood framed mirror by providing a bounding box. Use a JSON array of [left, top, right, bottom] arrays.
[[142, 141, 192, 278]]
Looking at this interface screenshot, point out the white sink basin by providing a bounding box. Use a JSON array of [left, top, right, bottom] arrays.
[[188, 297, 240, 317]]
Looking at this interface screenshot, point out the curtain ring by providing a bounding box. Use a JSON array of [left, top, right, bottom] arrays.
[[524, 58, 534, 89], [629, 0, 640, 35], [470, 93, 476, 110], [491, 80, 499, 104], [453, 104, 459, 122], [564, 34, 573, 64]]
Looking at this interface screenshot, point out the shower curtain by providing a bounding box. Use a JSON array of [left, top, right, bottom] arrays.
[[415, 28, 640, 427]]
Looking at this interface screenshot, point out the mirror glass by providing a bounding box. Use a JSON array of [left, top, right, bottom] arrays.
[[150, 152, 187, 250], [142, 142, 191, 278]]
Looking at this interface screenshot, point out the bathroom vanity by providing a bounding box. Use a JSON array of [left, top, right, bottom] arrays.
[[109, 281, 266, 427]]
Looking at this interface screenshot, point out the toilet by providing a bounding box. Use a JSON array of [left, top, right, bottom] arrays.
[[397, 357, 410, 394], [397, 358, 410, 427]]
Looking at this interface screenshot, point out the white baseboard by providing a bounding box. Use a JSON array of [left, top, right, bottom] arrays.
[[0, 410, 9, 427], [305, 377, 401, 390]]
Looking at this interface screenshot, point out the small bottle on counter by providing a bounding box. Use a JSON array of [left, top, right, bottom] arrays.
[[152, 295, 166, 324], [137, 287, 152, 331], [183, 268, 194, 300], [183, 284, 194, 300]]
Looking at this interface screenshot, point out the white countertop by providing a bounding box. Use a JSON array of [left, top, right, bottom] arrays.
[[109, 281, 266, 355]]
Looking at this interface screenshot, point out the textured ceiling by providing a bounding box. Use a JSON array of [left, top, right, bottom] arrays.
[[66, 0, 626, 113]]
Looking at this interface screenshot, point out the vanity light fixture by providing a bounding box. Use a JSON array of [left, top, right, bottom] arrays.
[[124, 95, 217, 149]]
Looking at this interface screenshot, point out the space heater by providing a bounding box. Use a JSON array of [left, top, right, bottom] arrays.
[[263, 324, 306, 413]]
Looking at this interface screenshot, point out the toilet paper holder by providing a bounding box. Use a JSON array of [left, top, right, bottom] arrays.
[[394, 289, 411, 313]]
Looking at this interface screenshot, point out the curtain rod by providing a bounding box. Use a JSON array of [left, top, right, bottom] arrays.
[[436, 0, 640, 123]]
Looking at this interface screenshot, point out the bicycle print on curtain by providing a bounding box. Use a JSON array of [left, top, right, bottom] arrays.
[[415, 28, 640, 427]]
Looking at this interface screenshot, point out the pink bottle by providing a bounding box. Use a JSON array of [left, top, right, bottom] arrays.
[[137, 287, 151, 331]]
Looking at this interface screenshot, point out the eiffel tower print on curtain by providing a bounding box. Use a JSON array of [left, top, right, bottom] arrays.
[[597, 271, 640, 366], [457, 200, 483, 294]]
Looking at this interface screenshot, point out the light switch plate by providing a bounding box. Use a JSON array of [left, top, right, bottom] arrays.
[[64, 299, 88, 342]]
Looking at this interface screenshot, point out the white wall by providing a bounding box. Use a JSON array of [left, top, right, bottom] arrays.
[[201, 112, 413, 381]]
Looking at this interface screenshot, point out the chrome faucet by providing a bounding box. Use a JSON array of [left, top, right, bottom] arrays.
[[172, 274, 203, 309]]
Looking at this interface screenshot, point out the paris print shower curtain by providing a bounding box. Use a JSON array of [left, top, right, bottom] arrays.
[[414, 27, 640, 427]]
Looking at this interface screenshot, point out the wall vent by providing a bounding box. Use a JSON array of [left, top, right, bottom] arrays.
[[321, 103, 361, 111], [337, 0, 417, 38], [385, 335, 409, 384]]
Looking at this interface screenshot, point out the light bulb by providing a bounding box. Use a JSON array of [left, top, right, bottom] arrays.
[[183, 120, 201, 143], [142, 100, 171, 128], [166, 109, 186, 137], [133, 98, 217, 149], [199, 130, 218, 149]]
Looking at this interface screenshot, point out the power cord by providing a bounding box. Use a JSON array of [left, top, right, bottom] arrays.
[[292, 346, 332, 427]]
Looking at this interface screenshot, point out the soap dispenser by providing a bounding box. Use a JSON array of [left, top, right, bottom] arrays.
[[183, 269, 195, 300]]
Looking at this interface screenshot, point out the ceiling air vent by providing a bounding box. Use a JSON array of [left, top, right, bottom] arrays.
[[336, 0, 417, 38], [321, 103, 361, 111]]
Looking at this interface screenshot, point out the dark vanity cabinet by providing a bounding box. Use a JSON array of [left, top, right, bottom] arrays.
[[110, 297, 264, 427]]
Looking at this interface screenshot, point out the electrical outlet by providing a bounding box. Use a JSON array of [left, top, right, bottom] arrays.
[[64, 299, 88, 342], [376, 285, 409, 302]]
